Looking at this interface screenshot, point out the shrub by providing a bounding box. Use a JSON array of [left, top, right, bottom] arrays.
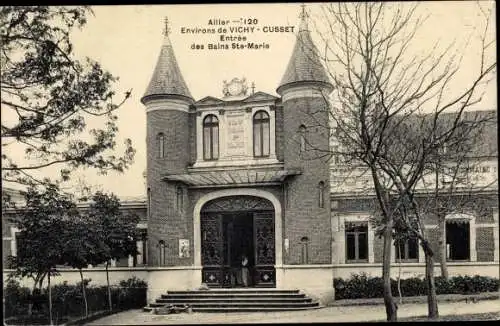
[[4, 279, 30, 317], [3, 277, 148, 322], [334, 274, 499, 300]]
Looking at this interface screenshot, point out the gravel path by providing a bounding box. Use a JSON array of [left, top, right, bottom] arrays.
[[87, 299, 500, 324]]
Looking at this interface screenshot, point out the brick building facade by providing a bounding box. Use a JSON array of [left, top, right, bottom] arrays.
[[2, 8, 498, 305]]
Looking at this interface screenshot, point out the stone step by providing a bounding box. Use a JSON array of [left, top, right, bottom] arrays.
[[149, 302, 319, 309], [167, 289, 300, 294], [156, 297, 313, 304], [145, 289, 320, 313], [193, 306, 322, 313], [161, 293, 306, 299]]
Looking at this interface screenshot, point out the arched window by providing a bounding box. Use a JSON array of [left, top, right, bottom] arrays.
[[300, 236, 309, 264], [157, 133, 165, 158], [318, 181, 325, 208], [176, 186, 183, 211], [203, 115, 219, 160], [298, 125, 307, 152], [158, 240, 165, 266], [253, 110, 270, 157]]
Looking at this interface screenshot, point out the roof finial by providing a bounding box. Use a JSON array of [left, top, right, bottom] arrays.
[[299, 3, 309, 20], [163, 16, 170, 36], [298, 4, 309, 31]]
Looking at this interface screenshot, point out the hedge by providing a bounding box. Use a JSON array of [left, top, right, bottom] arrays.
[[4, 276, 147, 323], [334, 273, 499, 300]]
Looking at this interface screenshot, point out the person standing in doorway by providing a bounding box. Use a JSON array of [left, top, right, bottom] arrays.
[[241, 254, 249, 287]]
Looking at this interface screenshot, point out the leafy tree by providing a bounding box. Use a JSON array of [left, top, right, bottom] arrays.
[[7, 184, 79, 324], [1, 6, 135, 191], [61, 215, 97, 318], [86, 192, 139, 311]]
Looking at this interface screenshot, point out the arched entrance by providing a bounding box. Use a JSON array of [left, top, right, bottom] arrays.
[[200, 195, 276, 288]]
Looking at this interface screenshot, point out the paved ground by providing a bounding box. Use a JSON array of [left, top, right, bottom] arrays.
[[88, 299, 500, 324]]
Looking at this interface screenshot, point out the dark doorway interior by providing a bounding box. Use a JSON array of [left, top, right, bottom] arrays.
[[446, 221, 470, 260], [223, 212, 254, 287]]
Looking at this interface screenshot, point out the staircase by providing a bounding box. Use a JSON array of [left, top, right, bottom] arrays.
[[143, 289, 321, 313]]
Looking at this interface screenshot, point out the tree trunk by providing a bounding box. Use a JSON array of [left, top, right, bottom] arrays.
[[48, 272, 53, 326], [424, 248, 439, 319], [397, 242, 403, 305], [28, 278, 37, 316], [438, 216, 449, 279], [106, 261, 112, 312], [382, 220, 398, 321], [79, 269, 89, 317]]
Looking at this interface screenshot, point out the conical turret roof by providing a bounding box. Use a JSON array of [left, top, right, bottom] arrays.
[[141, 23, 192, 104], [277, 7, 331, 94]]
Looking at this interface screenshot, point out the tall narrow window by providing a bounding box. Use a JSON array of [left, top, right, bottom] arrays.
[[147, 187, 151, 219], [253, 110, 270, 157], [203, 115, 219, 160], [158, 240, 165, 266], [176, 186, 183, 211], [345, 222, 368, 262], [157, 133, 165, 158], [300, 237, 309, 264], [318, 181, 325, 208], [298, 125, 307, 152]]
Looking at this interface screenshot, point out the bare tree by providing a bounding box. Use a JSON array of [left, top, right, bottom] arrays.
[[300, 2, 495, 321]]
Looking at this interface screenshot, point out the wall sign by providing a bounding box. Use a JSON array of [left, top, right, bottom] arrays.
[[179, 239, 190, 258]]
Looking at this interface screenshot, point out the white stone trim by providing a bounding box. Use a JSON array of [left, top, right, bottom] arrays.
[[280, 264, 334, 269], [281, 87, 329, 102], [493, 211, 499, 262], [475, 223, 497, 228], [418, 241, 426, 263], [10, 227, 20, 257], [342, 214, 373, 263], [193, 188, 283, 284], [192, 157, 280, 168], [145, 99, 190, 113], [194, 105, 277, 166]]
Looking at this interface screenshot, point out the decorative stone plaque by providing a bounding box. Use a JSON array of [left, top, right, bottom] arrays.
[[226, 112, 246, 156]]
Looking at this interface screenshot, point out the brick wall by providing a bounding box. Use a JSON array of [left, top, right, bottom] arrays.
[[373, 235, 384, 263], [275, 105, 284, 162], [282, 95, 332, 265], [146, 107, 192, 267]]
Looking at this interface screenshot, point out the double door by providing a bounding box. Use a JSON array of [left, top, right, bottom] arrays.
[[201, 211, 275, 287]]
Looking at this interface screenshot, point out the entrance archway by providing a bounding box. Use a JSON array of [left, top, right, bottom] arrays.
[[193, 189, 282, 288]]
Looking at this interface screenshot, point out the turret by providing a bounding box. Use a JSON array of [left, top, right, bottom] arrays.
[[278, 6, 332, 265], [141, 18, 193, 267]]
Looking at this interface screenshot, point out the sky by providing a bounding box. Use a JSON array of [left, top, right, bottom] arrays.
[[3, 2, 496, 199]]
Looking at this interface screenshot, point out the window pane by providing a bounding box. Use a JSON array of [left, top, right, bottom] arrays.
[[346, 233, 356, 260], [262, 122, 270, 156], [408, 238, 418, 259], [395, 240, 404, 259], [212, 126, 219, 159], [358, 232, 368, 260], [203, 127, 211, 159], [254, 123, 261, 156], [159, 136, 165, 158]]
